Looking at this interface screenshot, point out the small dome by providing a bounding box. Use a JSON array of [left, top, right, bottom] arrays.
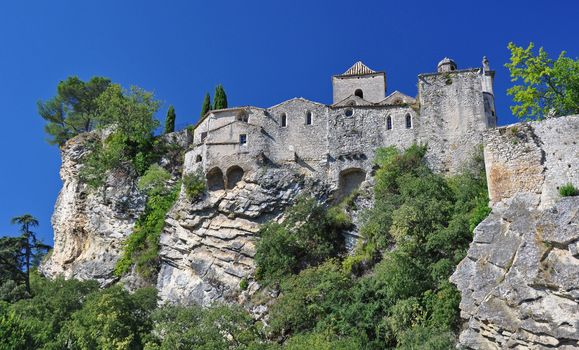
[[437, 57, 457, 72]]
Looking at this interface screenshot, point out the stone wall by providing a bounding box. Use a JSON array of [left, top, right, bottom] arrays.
[[484, 116, 579, 208], [451, 115, 579, 349]]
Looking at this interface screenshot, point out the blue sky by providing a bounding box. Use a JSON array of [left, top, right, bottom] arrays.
[[0, 0, 577, 244]]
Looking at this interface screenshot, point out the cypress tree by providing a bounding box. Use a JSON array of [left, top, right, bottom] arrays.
[[213, 84, 228, 110], [200, 93, 211, 117], [164, 105, 176, 134]]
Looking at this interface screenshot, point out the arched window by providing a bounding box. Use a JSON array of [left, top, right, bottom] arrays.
[[305, 111, 312, 125], [386, 116, 392, 130], [236, 111, 249, 122], [345, 108, 353, 117], [281, 113, 287, 127], [355, 89, 363, 98], [405, 114, 412, 129]]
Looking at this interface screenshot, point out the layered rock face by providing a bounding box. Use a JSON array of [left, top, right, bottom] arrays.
[[157, 167, 329, 306], [451, 116, 579, 349], [40, 133, 146, 286]]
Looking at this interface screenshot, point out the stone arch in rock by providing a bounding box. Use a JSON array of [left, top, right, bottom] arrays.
[[206, 167, 225, 191], [226, 166, 245, 189], [339, 168, 366, 197]]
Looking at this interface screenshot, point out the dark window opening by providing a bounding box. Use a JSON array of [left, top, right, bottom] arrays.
[[386, 116, 392, 130], [201, 132, 208, 141], [405, 114, 412, 129], [355, 89, 363, 98], [345, 108, 353, 117], [195, 155, 202, 163], [305, 111, 312, 125], [281, 113, 287, 127], [206, 168, 225, 191], [239, 134, 247, 145], [226, 166, 245, 189]]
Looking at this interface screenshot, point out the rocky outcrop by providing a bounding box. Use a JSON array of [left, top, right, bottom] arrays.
[[40, 132, 146, 286], [451, 116, 579, 349], [157, 166, 331, 306]]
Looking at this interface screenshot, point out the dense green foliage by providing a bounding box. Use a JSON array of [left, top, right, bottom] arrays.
[[183, 171, 207, 199], [38, 76, 111, 146], [506, 42, 579, 119], [164, 105, 176, 134], [559, 183, 578, 197], [201, 92, 212, 117], [79, 84, 161, 188], [256, 144, 490, 348], [213, 84, 228, 110], [115, 165, 180, 280], [254, 197, 348, 282]]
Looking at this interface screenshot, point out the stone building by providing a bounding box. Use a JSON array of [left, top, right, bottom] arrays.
[[188, 58, 497, 196]]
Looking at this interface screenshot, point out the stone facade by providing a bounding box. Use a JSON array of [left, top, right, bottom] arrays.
[[191, 59, 497, 195]]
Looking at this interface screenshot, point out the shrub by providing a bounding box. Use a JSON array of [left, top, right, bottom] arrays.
[[138, 164, 172, 196], [254, 197, 345, 282], [115, 181, 180, 279], [183, 171, 206, 199], [560, 183, 578, 197], [239, 278, 249, 291]]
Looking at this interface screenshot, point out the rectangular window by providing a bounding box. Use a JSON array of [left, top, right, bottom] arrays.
[[201, 132, 207, 141], [239, 134, 247, 145]]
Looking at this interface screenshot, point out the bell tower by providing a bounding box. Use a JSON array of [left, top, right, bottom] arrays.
[[332, 61, 386, 104]]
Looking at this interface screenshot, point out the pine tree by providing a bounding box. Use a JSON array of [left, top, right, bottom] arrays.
[[213, 84, 228, 110], [164, 105, 176, 134], [201, 93, 211, 117]]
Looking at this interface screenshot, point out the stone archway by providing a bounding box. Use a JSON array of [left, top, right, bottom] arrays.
[[226, 166, 245, 189], [339, 168, 366, 197], [206, 167, 225, 191]]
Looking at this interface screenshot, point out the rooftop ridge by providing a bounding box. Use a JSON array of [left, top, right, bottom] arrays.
[[339, 61, 377, 76]]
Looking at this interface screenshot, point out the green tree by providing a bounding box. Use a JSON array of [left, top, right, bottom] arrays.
[[10, 215, 50, 294], [145, 304, 260, 350], [200, 92, 211, 117], [254, 197, 346, 282], [58, 286, 157, 350], [506, 42, 579, 119], [213, 85, 228, 110], [79, 84, 161, 187], [164, 105, 176, 134], [0, 237, 27, 302], [38, 76, 111, 145]]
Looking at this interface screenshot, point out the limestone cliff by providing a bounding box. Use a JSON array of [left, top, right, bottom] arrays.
[[451, 116, 579, 349], [40, 132, 146, 286]]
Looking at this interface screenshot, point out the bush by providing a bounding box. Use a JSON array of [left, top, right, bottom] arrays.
[[254, 197, 345, 282], [560, 183, 578, 197], [183, 171, 206, 199], [115, 180, 180, 279]]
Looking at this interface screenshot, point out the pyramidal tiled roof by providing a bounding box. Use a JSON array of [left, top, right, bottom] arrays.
[[339, 61, 377, 76]]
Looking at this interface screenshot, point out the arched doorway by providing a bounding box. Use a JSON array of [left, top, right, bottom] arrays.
[[339, 168, 366, 197], [226, 166, 245, 189], [206, 167, 225, 191]]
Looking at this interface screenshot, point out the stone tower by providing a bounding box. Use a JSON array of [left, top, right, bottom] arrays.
[[332, 61, 386, 104], [482, 56, 497, 127]]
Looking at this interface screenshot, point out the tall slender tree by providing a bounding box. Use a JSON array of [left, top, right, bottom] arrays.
[[164, 105, 176, 134], [213, 85, 228, 110], [200, 92, 211, 117], [10, 214, 49, 294]]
